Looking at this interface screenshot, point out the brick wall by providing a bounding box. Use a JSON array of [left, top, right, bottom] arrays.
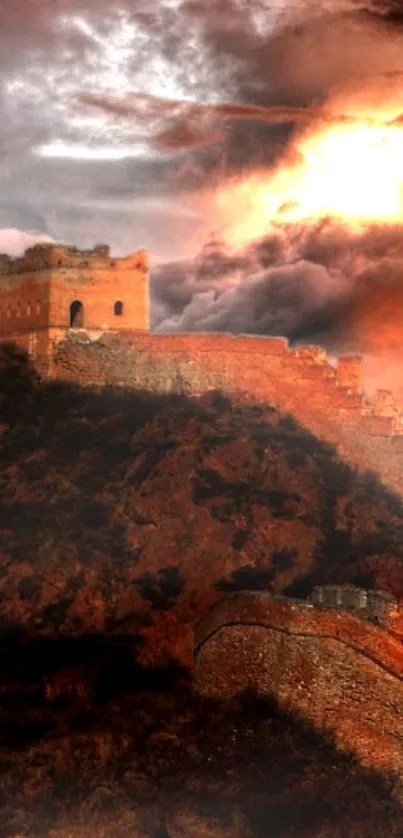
[[336, 355, 362, 391], [51, 332, 371, 435], [0, 274, 51, 336], [21, 329, 401, 498], [0, 244, 149, 341], [193, 592, 403, 787], [309, 585, 397, 625], [48, 260, 148, 332]]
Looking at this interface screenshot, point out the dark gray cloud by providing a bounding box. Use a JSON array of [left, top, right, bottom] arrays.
[[3, 0, 403, 387], [1, 0, 403, 259], [151, 220, 403, 363]]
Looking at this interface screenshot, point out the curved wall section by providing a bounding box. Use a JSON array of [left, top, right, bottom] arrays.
[[193, 592, 403, 785]]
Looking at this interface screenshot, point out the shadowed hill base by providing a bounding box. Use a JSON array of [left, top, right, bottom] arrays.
[[0, 638, 401, 837], [2, 346, 403, 833], [2, 345, 403, 668]]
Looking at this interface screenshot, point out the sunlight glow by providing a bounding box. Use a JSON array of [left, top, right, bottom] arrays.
[[212, 117, 403, 248]]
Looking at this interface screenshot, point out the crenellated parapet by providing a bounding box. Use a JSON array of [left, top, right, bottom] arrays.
[[309, 584, 398, 627], [0, 243, 149, 278]]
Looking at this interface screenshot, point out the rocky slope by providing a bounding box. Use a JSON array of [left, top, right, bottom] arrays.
[[1, 344, 403, 666], [1, 344, 403, 835], [0, 660, 401, 838]]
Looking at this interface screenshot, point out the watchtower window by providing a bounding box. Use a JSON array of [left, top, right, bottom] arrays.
[[70, 300, 84, 328], [114, 300, 123, 316]]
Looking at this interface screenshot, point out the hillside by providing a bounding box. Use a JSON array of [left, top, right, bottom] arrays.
[[2, 344, 403, 835], [0, 664, 402, 838], [1, 343, 403, 666]]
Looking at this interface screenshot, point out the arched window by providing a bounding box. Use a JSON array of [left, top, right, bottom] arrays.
[[69, 300, 84, 328], [113, 300, 123, 316], [36, 301, 41, 315], [27, 302, 32, 316], [16, 303, 21, 318]]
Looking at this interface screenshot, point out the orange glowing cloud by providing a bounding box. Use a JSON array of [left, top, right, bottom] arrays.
[[207, 80, 403, 250]]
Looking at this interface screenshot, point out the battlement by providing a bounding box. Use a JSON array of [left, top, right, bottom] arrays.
[[0, 243, 148, 276], [309, 585, 398, 627]]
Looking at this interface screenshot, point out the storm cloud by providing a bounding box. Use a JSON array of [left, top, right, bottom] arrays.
[[2, 0, 403, 385], [1, 0, 403, 258], [152, 220, 403, 366]]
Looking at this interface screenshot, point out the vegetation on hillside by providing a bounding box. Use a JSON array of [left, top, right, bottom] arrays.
[[1, 343, 403, 664], [1, 344, 403, 835], [0, 640, 401, 838]]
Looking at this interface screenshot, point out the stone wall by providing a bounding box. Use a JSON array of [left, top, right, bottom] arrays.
[[5, 264, 403, 493], [0, 242, 114, 274], [51, 331, 352, 399], [0, 275, 51, 335], [336, 355, 362, 391], [0, 244, 149, 342], [0, 329, 53, 377], [309, 585, 397, 625], [50, 331, 398, 436], [193, 591, 403, 786], [47, 330, 403, 499]]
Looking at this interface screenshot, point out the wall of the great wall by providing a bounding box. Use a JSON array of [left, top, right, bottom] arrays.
[[0, 273, 51, 337], [0, 245, 150, 369], [309, 585, 399, 625], [52, 331, 365, 411], [50, 330, 403, 440], [49, 330, 403, 502], [48, 249, 149, 333], [193, 592, 403, 787]]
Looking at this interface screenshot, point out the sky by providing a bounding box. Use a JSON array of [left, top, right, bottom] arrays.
[[2, 0, 403, 389]]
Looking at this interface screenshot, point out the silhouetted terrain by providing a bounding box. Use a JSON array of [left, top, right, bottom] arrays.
[[1, 344, 403, 835], [0, 640, 402, 838]]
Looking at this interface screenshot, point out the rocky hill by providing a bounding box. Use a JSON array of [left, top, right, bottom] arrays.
[[2, 344, 403, 836], [1, 343, 403, 667]]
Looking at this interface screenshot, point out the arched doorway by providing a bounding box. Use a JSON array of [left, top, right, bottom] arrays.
[[114, 300, 124, 316], [69, 300, 84, 328]]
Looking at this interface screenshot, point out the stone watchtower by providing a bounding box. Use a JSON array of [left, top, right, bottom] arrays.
[[0, 243, 149, 375]]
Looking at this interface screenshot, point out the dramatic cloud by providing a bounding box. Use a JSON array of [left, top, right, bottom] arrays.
[[152, 220, 403, 397], [76, 89, 382, 155], [3, 0, 403, 396], [1, 0, 403, 259]]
